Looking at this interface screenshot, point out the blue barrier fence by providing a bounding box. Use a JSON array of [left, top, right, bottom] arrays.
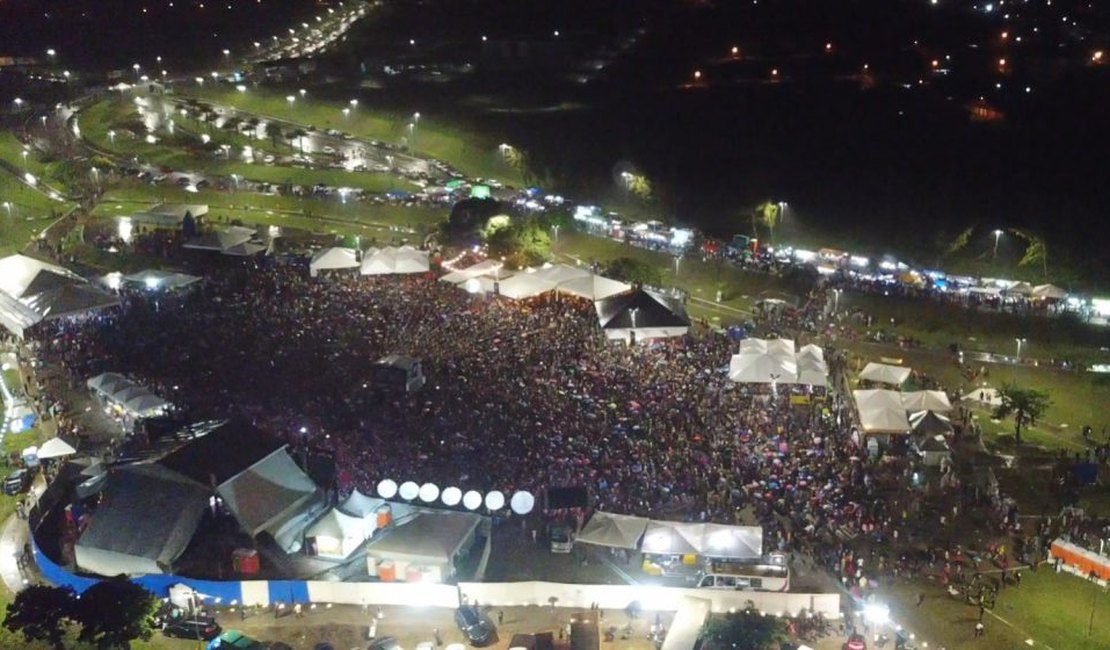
[[31, 537, 316, 604]]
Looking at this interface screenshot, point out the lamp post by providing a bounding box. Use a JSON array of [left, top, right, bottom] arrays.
[[3, 202, 11, 218], [674, 256, 681, 277], [1014, 337, 1026, 360], [993, 229, 1004, 259], [833, 288, 842, 313]]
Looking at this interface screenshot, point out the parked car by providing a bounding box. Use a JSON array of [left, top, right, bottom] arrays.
[[162, 617, 221, 640], [842, 633, 866, 650], [3, 469, 30, 496], [454, 606, 495, 646]]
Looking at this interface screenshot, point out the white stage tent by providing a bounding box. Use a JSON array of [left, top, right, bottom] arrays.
[[361, 246, 430, 276], [306, 507, 372, 559], [309, 247, 360, 277], [496, 271, 557, 300], [576, 512, 650, 550], [86, 372, 170, 417], [853, 389, 911, 434], [859, 362, 912, 386], [901, 390, 953, 413], [798, 344, 825, 362], [121, 269, 202, 290], [532, 263, 591, 285], [729, 352, 797, 384], [640, 522, 763, 559], [37, 437, 77, 459], [554, 274, 631, 301], [365, 511, 481, 581], [439, 259, 507, 284], [796, 355, 829, 387], [1032, 283, 1067, 300], [0, 254, 121, 338], [641, 521, 703, 556]]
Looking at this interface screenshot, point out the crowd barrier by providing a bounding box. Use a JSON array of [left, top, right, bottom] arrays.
[[33, 538, 838, 618], [1049, 538, 1110, 582]]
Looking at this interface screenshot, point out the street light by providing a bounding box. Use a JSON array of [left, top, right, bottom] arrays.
[[674, 256, 681, 276], [349, 99, 358, 107], [299, 88, 307, 97], [342, 107, 350, 118], [286, 95, 296, 104], [108, 130, 116, 144], [3, 202, 11, 217], [833, 288, 843, 313], [993, 229, 1004, 259], [13, 98, 23, 107], [1015, 338, 1027, 359]]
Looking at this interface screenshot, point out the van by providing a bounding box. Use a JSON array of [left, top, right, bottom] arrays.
[[693, 560, 790, 592], [550, 525, 573, 554], [3, 469, 30, 496]]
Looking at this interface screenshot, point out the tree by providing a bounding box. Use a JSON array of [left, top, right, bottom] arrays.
[[602, 257, 665, 288], [752, 201, 782, 244], [1011, 229, 1049, 278], [72, 580, 159, 650], [441, 198, 502, 246], [288, 128, 308, 153], [994, 383, 1052, 445], [486, 219, 551, 269], [3, 584, 77, 649], [264, 122, 283, 149], [700, 608, 786, 650]]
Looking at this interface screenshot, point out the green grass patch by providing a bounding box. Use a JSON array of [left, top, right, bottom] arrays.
[[0, 132, 51, 179], [0, 174, 70, 255], [183, 85, 526, 186], [208, 161, 407, 194]]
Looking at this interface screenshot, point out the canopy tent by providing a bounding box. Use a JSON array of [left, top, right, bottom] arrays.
[[532, 263, 591, 286], [0, 254, 121, 338], [306, 507, 372, 559], [75, 464, 208, 577], [439, 259, 507, 284], [86, 372, 170, 418], [216, 449, 320, 539], [554, 274, 631, 301], [738, 338, 768, 355], [859, 362, 912, 386], [595, 289, 690, 343], [641, 521, 703, 556], [796, 355, 829, 387], [728, 351, 798, 384], [121, 269, 202, 291], [309, 247, 360, 277], [854, 389, 912, 434], [1004, 281, 1034, 296], [698, 523, 763, 560], [909, 410, 955, 437], [338, 489, 384, 518], [496, 271, 557, 300], [913, 433, 952, 466], [1032, 283, 1067, 300], [575, 512, 650, 550], [797, 343, 825, 363], [901, 390, 953, 413], [183, 226, 257, 253], [361, 246, 430, 276], [365, 511, 482, 581], [765, 338, 796, 358], [37, 437, 77, 459]]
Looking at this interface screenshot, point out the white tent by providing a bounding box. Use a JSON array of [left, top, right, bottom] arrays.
[[738, 338, 768, 355], [859, 362, 912, 386], [1005, 281, 1034, 296], [963, 386, 1003, 407], [728, 352, 798, 384], [1032, 283, 1067, 300], [0, 254, 121, 338], [554, 274, 631, 301], [854, 389, 911, 433], [365, 511, 481, 582], [496, 271, 557, 300], [901, 390, 953, 413], [122, 269, 202, 290], [122, 393, 171, 417], [797, 343, 825, 363], [361, 246, 430, 276], [796, 355, 829, 387], [309, 247, 360, 277], [532, 263, 591, 285], [641, 521, 704, 556], [306, 507, 371, 559], [765, 338, 796, 359], [575, 512, 650, 550], [699, 523, 763, 560], [338, 489, 384, 518], [439, 259, 506, 284], [37, 437, 77, 459]]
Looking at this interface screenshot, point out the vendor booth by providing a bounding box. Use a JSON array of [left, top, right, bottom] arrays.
[[306, 507, 372, 559], [365, 511, 484, 584]]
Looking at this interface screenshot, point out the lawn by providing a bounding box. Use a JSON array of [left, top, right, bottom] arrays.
[[885, 569, 1110, 650], [0, 132, 52, 179], [207, 161, 408, 195], [0, 173, 71, 255], [183, 84, 526, 187]]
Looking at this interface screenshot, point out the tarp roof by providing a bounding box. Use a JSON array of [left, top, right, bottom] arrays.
[[309, 247, 360, 273], [0, 254, 83, 298], [305, 507, 370, 557], [158, 420, 286, 488], [86, 373, 169, 416], [497, 271, 557, 300], [1032, 283, 1067, 299], [216, 448, 320, 537], [859, 362, 912, 386], [37, 437, 77, 459], [901, 390, 953, 413], [700, 523, 763, 559], [183, 227, 256, 252], [0, 255, 120, 337], [641, 521, 704, 556], [554, 274, 632, 301], [75, 464, 209, 576], [338, 489, 385, 518], [910, 410, 954, 437], [122, 269, 202, 290], [532, 263, 591, 285], [854, 389, 911, 433], [576, 512, 650, 550], [595, 289, 690, 333], [728, 351, 798, 384], [798, 343, 825, 362], [439, 259, 506, 283], [365, 511, 481, 565], [361, 246, 430, 275]]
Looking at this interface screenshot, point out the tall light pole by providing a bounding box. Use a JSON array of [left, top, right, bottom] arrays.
[[674, 256, 681, 277], [833, 288, 842, 313], [993, 229, 1004, 259], [1015, 337, 1026, 359], [3, 202, 11, 218]]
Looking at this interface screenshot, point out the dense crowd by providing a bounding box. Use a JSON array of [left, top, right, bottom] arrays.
[[31, 260, 953, 571]]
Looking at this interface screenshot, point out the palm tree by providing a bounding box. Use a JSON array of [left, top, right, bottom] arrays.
[[994, 383, 1052, 445], [288, 128, 308, 153], [263, 122, 282, 149]]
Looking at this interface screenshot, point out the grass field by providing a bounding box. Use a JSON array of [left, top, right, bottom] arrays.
[[0, 132, 52, 180], [183, 84, 526, 187], [0, 173, 71, 255], [886, 569, 1110, 650]]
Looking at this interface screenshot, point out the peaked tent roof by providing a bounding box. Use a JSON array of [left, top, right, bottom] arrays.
[[305, 507, 370, 555], [901, 390, 953, 413], [439, 259, 505, 284], [365, 511, 481, 565], [37, 436, 77, 459], [183, 227, 256, 252], [532, 263, 591, 285], [158, 420, 286, 488], [728, 351, 798, 384], [338, 489, 385, 518], [859, 362, 912, 386], [309, 247, 360, 272], [0, 255, 120, 337], [554, 274, 632, 301], [909, 410, 954, 436], [361, 246, 430, 275], [0, 254, 83, 298], [798, 343, 825, 362], [122, 269, 202, 290], [641, 521, 703, 555], [1032, 283, 1067, 299], [576, 512, 650, 550], [595, 289, 690, 331], [216, 447, 319, 536], [496, 271, 557, 300]]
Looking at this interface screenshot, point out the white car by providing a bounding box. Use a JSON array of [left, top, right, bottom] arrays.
[[322, 146, 336, 155]]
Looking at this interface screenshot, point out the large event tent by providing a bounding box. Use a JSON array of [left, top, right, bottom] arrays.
[[641, 521, 703, 555], [640, 521, 763, 559], [730, 338, 827, 386], [853, 389, 911, 433], [309, 247, 360, 277], [361, 246, 430, 275], [901, 390, 953, 413], [859, 362, 912, 386], [121, 269, 202, 291], [532, 263, 591, 285], [37, 437, 77, 459], [595, 289, 690, 342], [555, 274, 631, 301], [1032, 283, 1067, 300], [728, 351, 797, 384], [496, 271, 557, 300], [0, 254, 121, 338], [86, 372, 170, 418], [576, 512, 650, 550], [365, 511, 482, 582], [909, 410, 955, 437], [439, 259, 508, 284]]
